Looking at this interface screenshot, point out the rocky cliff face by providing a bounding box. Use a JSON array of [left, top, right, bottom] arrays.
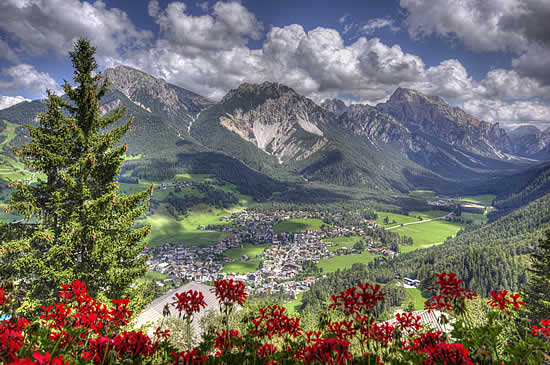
[[376, 87, 512, 157], [217, 82, 330, 162], [321, 99, 349, 116], [509, 125, 550, 158], [103, 66, 213, 129]]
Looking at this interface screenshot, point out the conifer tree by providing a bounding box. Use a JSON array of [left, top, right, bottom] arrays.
[[0, 39, 152, 313], [524, 230, 550, 323]]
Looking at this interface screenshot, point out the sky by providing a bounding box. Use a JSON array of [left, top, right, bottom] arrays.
[[0, 0, 549, 130]]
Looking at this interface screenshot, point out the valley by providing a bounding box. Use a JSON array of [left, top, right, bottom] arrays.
[[1, 64, 550, 322]]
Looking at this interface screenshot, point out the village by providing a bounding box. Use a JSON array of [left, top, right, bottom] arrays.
[[144, 210, 398, 300]]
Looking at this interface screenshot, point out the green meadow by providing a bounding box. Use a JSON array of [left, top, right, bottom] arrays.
[[324, 236, 363, 252], [318, 251, 377, 273], [273, 218, 326, 234], [221, 243, 269, 274], [405, 287, 428, 311], [393, 220, 463, 253], [459, 194, 496, 206], [376, 210, 448, 227]]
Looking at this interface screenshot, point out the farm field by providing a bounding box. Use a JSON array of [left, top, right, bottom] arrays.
[[145, 204, 242, 248], [460, 212, 488, 225], [318, 251, 377, 273], [221, 243, 268, 274], [393, 220, 464, 253], [459, 194, 496, 206], [376, 210, 448, 228], [324, 236, 363, 252], [273, 218, 326, 234]]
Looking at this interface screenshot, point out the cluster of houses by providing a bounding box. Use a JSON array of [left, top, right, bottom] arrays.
[[144, 209, 397, 299], [158, 180, 194, 190]]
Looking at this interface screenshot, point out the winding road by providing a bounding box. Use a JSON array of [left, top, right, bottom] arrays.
[[385, 213, 454, 230]]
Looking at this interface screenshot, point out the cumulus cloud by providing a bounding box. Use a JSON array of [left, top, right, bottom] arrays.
[[362, 18, 399, 35], [0, 95, 31, 110], [0, 0, 152, 60], [0, 64, 61, 98], [462, 99, 550, 125], [399, 0, 550, 85]]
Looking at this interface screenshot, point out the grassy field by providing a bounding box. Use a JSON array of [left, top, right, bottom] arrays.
[[318, 252, 377, 273], [408, 190, 436, 198], [405, 287, 428, 311], [221, 243, 269, 274], [145, 203, 245, 248], [324, 236, 364, 252], [137, 270, 171, 283], [459, 194, 496, 206], [376, 210, 448, 228], [273, 218, 326, 234], [460, 212, 488, 225], [284, 292, 304, 315], [393, 220, 463, 253]]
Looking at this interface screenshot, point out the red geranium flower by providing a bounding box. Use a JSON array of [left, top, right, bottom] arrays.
[[487, 290, 512, 311], [212, 279, 247, 306], [171, 349, 206, 365], [172, 290, 207, 318], [531, 319, 550, 338]]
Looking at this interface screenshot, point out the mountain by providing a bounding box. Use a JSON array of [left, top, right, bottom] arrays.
[[0, 66, 546, 200], [320, 99, 349, 116], [103, 66, 214, 133], [509, 125, 550, 158], [376, 87, 512, 158]]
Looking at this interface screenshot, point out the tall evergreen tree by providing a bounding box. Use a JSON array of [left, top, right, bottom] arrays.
[[524, 230, 550, 323], [0, 39, 152, 314]]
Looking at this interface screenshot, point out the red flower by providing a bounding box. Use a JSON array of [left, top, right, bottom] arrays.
[[327, 319, 356, 340], [112, 331, 156, 359], [214, 329, 240, 356], [257, 343, 277, 359], [509, 293, 525, 310], [82, 336, 115, 364], [531, 319, 550, 337], [172, 290, 207, 318], [251, 305, 302, 339], [153, 326, 171, 341], [329, 282, 385, 316], [0, 319, 29, 362], [110, 298, 132, 327], [422, 343, 473, 365], [369, 322, 394, 345], [424, 273, 477, 312], [58, 280, 88, 303], [0, 287, 6, 307], [303, 337, 353, 365], [487, 290, 512, 311], [9, 351, 68, 365], [170, 349, 206, 364], [395, 312, 423, 332], [403, 331, 447, 353], [212, 279, 247, 306]]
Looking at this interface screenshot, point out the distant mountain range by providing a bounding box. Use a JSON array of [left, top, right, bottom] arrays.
[[1, 65, 548, 200]]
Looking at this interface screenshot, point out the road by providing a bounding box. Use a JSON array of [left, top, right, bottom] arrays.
[[385, 213, 453, 230]]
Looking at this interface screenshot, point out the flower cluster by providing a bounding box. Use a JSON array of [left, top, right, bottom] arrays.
[[424, 272, 477, 313], [172, 290, 207, 318], [329, 282, 385, 316], [211, 279, 247, 306], [250, 305, 303, 339], [0, 276, 548, 364], [487, 290, 525, 312]]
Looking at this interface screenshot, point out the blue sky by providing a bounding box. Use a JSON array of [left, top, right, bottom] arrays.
[[0, 0, 549, 129]]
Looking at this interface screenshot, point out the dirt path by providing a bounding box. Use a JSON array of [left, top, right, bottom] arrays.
[[385, 213, 453, 230]]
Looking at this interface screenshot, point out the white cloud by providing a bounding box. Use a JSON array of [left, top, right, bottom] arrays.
[[362, 18, 399, 35], [0, 95, 31, 110], [462, 99, 550, 127], [399, 0, 550, 85], [0, 0, 152, 60], [0, 64, 61, 98]]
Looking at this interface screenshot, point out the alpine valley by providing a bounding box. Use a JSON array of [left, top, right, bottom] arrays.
[[2, 65, 550, 313]]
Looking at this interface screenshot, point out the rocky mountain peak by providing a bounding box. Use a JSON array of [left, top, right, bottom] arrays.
[[221, 82, 298, 104], [103, 65, 213, 119], [320, 99, 349, 116], [388, 87, 446, 106]]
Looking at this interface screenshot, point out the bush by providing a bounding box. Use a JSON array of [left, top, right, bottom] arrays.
[[0, 274, 548, 364]]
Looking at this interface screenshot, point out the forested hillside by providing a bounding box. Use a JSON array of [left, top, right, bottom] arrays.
[[301, 192, 550, 312]]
